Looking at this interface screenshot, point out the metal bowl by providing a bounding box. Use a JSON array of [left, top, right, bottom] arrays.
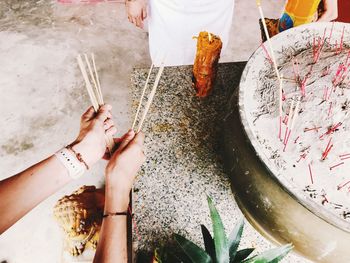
[[223, 22, 350, 262]]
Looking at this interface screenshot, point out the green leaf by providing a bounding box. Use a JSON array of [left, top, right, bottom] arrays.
[[242, 244, 293, 263], [154, 248, 164, 263], [174, 233, 212, 263], [231, 248, 255, 263], [207, 196, 229, 263], [228, 217, 244, 260], [201, 224, 216, 260]]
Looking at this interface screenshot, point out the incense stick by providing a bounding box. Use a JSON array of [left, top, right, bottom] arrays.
[[91, 53, 104, 104], [131, 64, 154, 130], [84, 54, 102, 106], [256, 0, 281, 83], [77, 55, 99, 111], [137, 65, 164, 133]]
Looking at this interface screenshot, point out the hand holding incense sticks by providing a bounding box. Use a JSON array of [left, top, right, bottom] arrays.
[[77, 53, 115, 153]]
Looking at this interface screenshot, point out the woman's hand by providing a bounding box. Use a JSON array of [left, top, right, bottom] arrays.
[[71, 105, 117, 168], [126, 0, 148, 29], [105, 130, 146, 209]]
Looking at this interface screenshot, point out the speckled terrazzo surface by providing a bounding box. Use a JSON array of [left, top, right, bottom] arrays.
[[130, 63, 310, 262]]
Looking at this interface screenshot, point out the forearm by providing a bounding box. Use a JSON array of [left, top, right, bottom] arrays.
[[0, 155, 71, 234], [94, 181, 130, 263], [318, 0, 338, 21]]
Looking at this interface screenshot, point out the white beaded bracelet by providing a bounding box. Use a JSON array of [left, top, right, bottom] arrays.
[[55, 147, 86, 179]]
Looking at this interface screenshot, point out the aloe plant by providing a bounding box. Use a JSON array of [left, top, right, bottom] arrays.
[[157, 196, 293, 263]]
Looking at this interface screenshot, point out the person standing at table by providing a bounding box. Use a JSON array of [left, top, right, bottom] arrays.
[[126, 0, 235, 66]]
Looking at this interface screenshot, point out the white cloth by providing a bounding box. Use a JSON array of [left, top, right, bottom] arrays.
[[148, 0, 235, 66]]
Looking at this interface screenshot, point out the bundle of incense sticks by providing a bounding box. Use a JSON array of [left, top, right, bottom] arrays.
[[132, 64, 164, 132], [77, 53, 115, 152]]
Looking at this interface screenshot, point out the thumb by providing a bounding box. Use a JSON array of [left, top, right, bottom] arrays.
[[132, 132, 145, 148], [142, 7, 147, 20], [117, 130, 135, 152], [81, 106, 95, 121]]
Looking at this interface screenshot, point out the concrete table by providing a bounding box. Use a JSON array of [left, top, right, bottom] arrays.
[[130, 62, 309, 262]]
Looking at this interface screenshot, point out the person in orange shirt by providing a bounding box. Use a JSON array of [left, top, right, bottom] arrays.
[[278, 0, 338, 32], [260, 0, 338, 41]]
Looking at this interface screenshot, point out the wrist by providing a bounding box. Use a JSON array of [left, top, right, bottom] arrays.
[[105, 185, 130, 211], [70, 141, 94, 168], [105, 174, 131, 198]]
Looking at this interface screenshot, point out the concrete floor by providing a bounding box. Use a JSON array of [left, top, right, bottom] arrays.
[[0, 1, 310, 263]]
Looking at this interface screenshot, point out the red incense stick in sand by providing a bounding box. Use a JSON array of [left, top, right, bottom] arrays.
[[284, 98, 300, 152], [335, 26, 345, 55], [327, 102, 333, 117], [337, 180, 350, 190], [278, 74, 283, 140], [321, 138, 333, 161], [294, 136, 300, 144], [345, 51, 350, 66], [283, 99, 295, 145], [330, 162, 345, 171], [304, 126, 321, 132], [323, 86, 329, 101], [319, 122, 342, 139], [261, 42, 273, 64], [308, 163, 314, 184], [339, 154, 350, 162], [313, 28, 326, 63]]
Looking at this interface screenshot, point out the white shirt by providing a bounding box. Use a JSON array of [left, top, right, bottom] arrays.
[[148, 0, 235, 66]]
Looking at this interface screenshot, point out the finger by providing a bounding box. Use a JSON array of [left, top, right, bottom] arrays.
[[142, 7, 147, 20], [117, 130, 135, 152], [131, 17, 137, 26], [105, 126, 117, 137], [82, 106, 95, 121], [96, 104, 112, 122], [133, 132, 145, 148], [103, 118, 114, 130], [136, 16, 142, 28]]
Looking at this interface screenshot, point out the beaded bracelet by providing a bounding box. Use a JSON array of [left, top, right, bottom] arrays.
[[66, 144, 89, 170]]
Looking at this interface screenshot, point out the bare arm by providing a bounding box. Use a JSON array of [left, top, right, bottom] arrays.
[[0, 155, 71, 234], [94, 131, 145, 263], [0, 105, 116, 234], [317, 0, 338, 22]]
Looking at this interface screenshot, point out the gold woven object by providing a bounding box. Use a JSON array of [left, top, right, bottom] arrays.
[[53, 185, 104, 256]]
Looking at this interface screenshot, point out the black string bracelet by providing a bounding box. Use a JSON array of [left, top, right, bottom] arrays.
[[103, 211, 128, 218]]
